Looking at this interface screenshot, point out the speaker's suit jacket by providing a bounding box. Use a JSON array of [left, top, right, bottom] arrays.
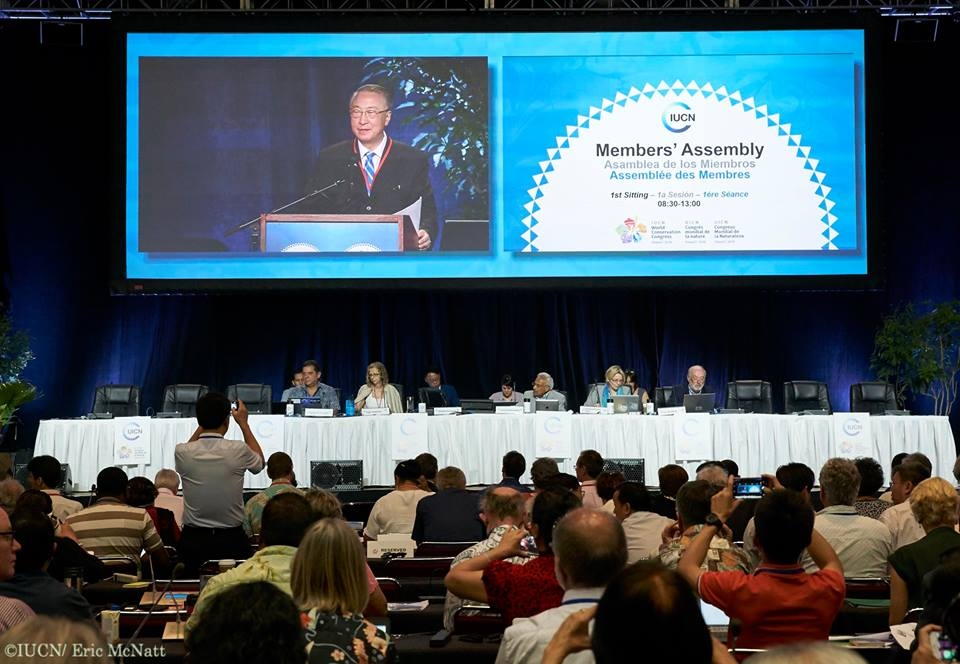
[[302, 137, 438, 242]]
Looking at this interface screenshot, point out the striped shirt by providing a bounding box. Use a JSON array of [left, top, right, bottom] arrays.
[[0, 596, 34, 632], [65, 498, 164, 562]]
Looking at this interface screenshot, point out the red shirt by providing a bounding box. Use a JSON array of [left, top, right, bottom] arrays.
[[482, 554, 563, 625], [698, 564, 845, 650]]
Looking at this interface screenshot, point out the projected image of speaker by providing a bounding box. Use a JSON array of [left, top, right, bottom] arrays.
[[310, 460, 363, 491], [603, 458, 645, 486]]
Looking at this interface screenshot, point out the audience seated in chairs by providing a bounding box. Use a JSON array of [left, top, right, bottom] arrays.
[[0, 616, 111, 663], [16, 490, 107, 584], [678, 477, 845, 651], [0, 507, 93, 621], [798, 458, 892, 578], [445, 488, 581, 627], [415, 452, 439, 493], [574, 450, 604, 509], [854, 456, 894, 519], [442, 487, 529, 632], [612, 481, 673, 564], [244, 452, 301, 537], [742, 461, 816, 564], [185, 491, 316, 637], [542, 560, 734, 664], [595, 470, 625, 515], [650, 464, 688, 520], [658, 480, 751, 575], [0, 479, 24, 516], [0, 507, 34, 633], [496, 508, 627, 664], [292, 518, 397, 664], [126, 476, 181, 547], [153, 468, 184, 527], [65, 467, 168, 577], [302, 488, 387, 618], [496, 450, 531, 493], [25, 455, 82, 521], [363, 459, 431, 541], [881, 459, 932, 552], [888, 477, 960, 626], [186, 581, 307, 664], [175, 393, 265, 576], [412, 466, 484, 544]]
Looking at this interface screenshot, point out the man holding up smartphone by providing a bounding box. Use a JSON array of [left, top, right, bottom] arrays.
[[678, 476, 845, 651]]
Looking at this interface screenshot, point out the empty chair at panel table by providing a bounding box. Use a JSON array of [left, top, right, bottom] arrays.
[[725, 380, 773, 414], [783, 380, 832, 414], [226, 383, 272, 413], [161, 384, 210, 417], [850, 381, 898, 415], [92, 384, 141, 417], [654, 386, 675, 410]]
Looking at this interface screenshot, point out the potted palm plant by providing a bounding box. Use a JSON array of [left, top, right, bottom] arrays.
[[871, 300, 960, 416], [0, 308, 38, 433]]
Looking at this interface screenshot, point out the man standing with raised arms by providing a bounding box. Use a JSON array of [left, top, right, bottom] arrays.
[[176, 393, 265, 575]]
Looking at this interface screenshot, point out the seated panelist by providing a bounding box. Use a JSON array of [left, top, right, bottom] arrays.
[[354, 361, 403, 414], [670, 364, 717, 407], [522, 372, 567, 411], [423, 365, 460, 407], [490, 374, 523, 403], [624, 369, 651, 405], [583, 364, 631, 407]]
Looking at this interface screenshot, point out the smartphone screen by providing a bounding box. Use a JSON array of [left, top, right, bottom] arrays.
[[733, 477, 764, 499]]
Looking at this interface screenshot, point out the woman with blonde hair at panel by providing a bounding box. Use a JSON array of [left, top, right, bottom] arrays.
[[292, 518, 397, 664], [354, 361, 403, 414], [584, 364, 634, 407]]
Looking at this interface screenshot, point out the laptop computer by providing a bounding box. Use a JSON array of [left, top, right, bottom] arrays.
[[532, 398, 561, 412], [611, 395, 640, 414], [683, 393, 715, 413]]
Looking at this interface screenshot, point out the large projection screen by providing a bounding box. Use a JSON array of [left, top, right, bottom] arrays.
[[119, 18, 876, 290]]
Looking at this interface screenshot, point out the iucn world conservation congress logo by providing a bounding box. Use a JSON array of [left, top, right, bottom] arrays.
[[662, 101, 696, 133]]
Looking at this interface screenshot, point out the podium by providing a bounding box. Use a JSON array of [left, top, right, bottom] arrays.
[[258, 214, 418, 253]]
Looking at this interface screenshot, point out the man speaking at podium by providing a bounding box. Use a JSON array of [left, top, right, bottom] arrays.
[[304, 83, 438, 251]]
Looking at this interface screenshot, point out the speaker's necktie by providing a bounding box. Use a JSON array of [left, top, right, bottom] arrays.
[[363, 152, 376, 194]]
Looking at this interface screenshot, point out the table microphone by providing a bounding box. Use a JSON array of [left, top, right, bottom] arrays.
[[123, 562, 186, 659]]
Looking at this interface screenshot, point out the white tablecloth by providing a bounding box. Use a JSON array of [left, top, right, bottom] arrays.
[[35, 413, 957, 491]]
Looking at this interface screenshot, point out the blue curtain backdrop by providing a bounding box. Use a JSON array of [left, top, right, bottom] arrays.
[[1, 20, 958, 451]]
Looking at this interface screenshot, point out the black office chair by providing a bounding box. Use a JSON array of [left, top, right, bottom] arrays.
[[392, 384, 404, 407], [226, 383, 272, 413], [654, 386, 675, 409], [849, 382, 898, 415], [783, 381, 832, 414], [725, 380, 773, 414], [92, 385, 141, 417], [161, 384, 209, 417]]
